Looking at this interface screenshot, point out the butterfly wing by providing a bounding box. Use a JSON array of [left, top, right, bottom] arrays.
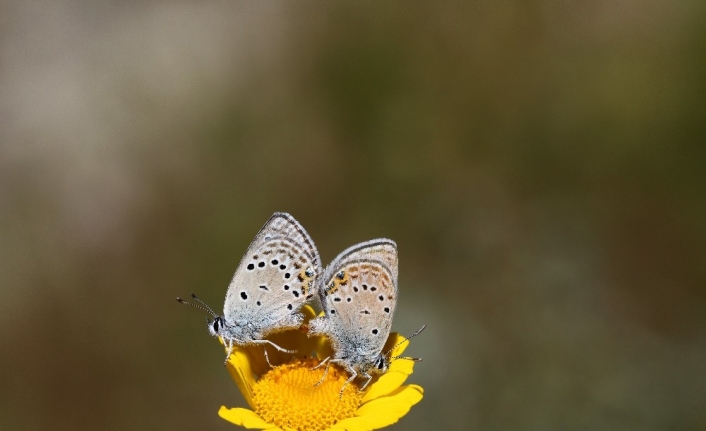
[[223, 213, 321, 334], [316, 239, 398, 356]]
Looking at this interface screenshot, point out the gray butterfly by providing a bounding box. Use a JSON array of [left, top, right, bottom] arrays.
[[178, 212, 321, 363], [309, 238, 421, 394]]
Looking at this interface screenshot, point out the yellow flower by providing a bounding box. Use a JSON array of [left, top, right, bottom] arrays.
[[218, 306, 423, 431]]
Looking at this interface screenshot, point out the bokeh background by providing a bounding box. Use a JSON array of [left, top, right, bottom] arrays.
[[2, 2, 705, 430]]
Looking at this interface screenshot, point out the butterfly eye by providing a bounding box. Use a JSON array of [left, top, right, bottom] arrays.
[[377, 357, 385, 370], [336, 271, 345, 280], [212, 318, 220, 332]]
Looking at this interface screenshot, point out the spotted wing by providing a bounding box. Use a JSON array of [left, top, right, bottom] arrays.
[[318, 239, 398, 355], [223, 213, 321, 331]]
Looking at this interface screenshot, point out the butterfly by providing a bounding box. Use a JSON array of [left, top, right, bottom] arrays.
[[178, 212, 321, 363], [308, 238, 423, 394]]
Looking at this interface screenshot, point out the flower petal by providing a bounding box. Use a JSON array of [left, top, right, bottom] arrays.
[[361, 359, 415, 403], [225, 348, 257, 408], [329, 385, 424, 431], [330, 385, 423, 431], [357, 384, 424, 417], [218, 406, 281, 430]]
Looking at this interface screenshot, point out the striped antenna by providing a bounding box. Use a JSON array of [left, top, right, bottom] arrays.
[[176, 293, 217, 317], [386, 324, 426, 361]]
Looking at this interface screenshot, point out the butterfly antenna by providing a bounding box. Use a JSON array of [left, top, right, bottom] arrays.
[[176, 293, 217, 317], [386, 324, 426, 359], [191, 293, 218, 315], [391, 355, 423, 362]]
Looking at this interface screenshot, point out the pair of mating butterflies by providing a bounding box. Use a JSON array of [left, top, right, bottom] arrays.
[[178, 212, 421, 392]]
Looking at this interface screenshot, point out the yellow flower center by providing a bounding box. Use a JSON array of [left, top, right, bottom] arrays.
[[252, 358, 362, 431]]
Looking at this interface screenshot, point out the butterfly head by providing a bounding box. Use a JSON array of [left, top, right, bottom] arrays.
[[177, 293, 225, 337], [378, 324, 427, 372], [373, 354, 390, 374], [208, 315, 225, 337]]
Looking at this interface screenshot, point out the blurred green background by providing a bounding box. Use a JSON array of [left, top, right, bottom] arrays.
[[1, 2, 705, 430]]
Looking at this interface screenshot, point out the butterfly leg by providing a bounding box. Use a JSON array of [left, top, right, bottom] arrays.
[[331, 359, 357, 398], [249, 339, 296, 355], [360, 371, 373, 391], [312, 356, 331, 387], [223, 338, 234, 366], [339, 369, 358, 398], [311, 355, 331, 370], [264, 346, 273, 368], [264, 339, 296, 354]]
